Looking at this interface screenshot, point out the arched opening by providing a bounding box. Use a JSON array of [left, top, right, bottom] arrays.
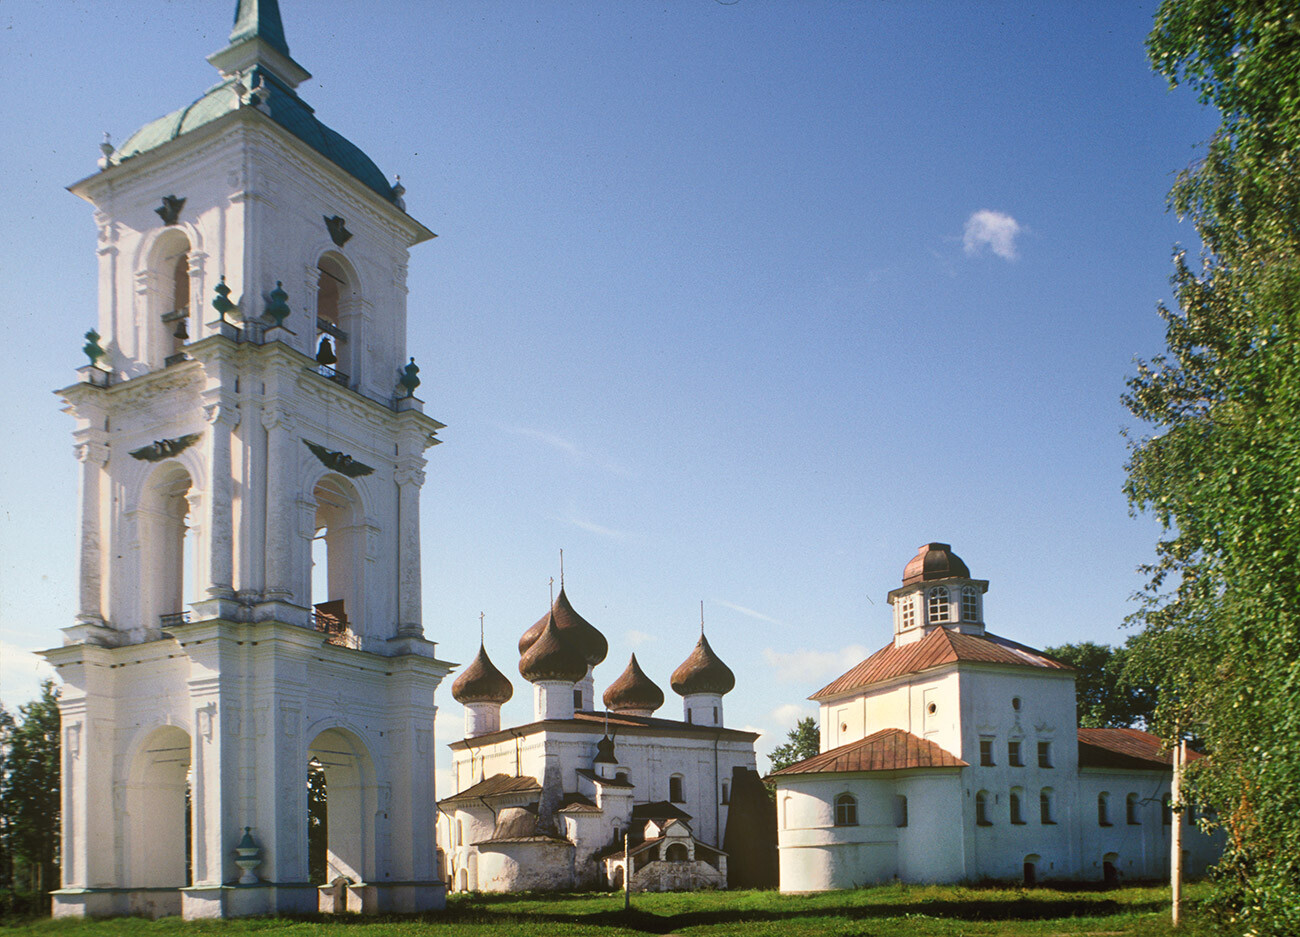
[[834, 793, 858, 827], [140, 463, 197, 629], [1040, 788, 1055, 824], [307, 757, 328, 883], [1010, 787, 1025, 824], [307, 728, 377, 886], [457, 867, 468, 892], [312, 475, 364, 643], [147, 230, 192, 368], [1098, 792, 1112, 826], [125, 725, 192, 887], [1023, 854, 1040, 887], [315, 255, 356, 386], [611, 865, 624, 890], [1102, 852, 1119, 887], [664, 842, 688, 863], [1126, 792, 1141, 825]]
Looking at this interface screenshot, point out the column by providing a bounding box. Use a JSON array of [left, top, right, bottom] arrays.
[[203, 399, 240, 598], [261, 407, 295, 602], [73, 440, 109, 626], [394, 458, 426, 637]]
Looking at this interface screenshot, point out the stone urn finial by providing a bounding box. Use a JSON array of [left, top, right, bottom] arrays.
[[399, 357, 420, 398], [83, 329, 105, 367], [234, 827, 263, 885], [265, 281, 290, 328], [212, 276, 237, 323]]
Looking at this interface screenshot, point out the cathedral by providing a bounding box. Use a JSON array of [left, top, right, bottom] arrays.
[[439, 584, 764, 892], [770, 543, 1221, 890]]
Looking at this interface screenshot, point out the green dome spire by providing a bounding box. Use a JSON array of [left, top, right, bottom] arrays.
[[229, 0, 291, 59]]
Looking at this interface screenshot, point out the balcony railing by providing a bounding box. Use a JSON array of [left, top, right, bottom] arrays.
[[160, 610, 191, 628], [312, 601, 361, 649]]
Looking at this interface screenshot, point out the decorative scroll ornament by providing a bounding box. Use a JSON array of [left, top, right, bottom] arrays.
[[212, 276, 237, 323], [265, 281, 290, 327], [324, 215, 352, 247], [304, 440, 374, 477], [129, 433, 201, 462], [155, 194, 186, 226], [83, 329, 105, 366], [399, 357, 421, 398]]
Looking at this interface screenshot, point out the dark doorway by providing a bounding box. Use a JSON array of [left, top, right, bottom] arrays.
[[1023, 861, 1037, 886], [1103, 859, 1118, 887]]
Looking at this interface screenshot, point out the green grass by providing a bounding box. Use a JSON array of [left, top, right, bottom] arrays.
[[0, 882, 1220, 936]]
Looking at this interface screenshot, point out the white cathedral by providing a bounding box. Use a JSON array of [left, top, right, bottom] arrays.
[[770, 543, 1221, 891]]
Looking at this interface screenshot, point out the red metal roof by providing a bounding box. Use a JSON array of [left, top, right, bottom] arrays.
[[769, 728, 966, 777], [438, 773, 540, 806], [1077, 727, 1202, 770], [811, 628, 1071, 701]]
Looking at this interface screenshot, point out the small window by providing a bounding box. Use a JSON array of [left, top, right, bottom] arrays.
[[961, 585, 979, 621], [1127, 793, 1141, 825], [1037, 741, 1052, 768], [980, 738, 995, 767], [669, 775, 685, 803], [573, 688, 583, 710], [456, 819, 464, 847], [927, 702, 937, 715], [895, 795, 908, 828], [834, 793, 858, 827], [1040, 788, 1055, 824], [1098, 792, 1112, 827], [928, 586, 950, 623], [900, 595, 916, 629], [721, 782, 729, 805], [1011, 696, 1022, 711], [1162, 794, 1172, 826], [1008, 740, 1023, 767], [1010, 789, 1025, 824], [975, 790, 992, 826], [712, 706, 718, 724]]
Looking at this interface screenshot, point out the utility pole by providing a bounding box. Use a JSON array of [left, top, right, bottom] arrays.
[[623, 832, 631, 911], [1171, 736, 1184, 928]]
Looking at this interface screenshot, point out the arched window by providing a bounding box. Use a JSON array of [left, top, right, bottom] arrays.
[[1009, 787, 1025, 824], [145, 230, 194, 369], [975, 790, 992, 826], [928, 586, 950, 623], [1098, 792, 1112, 826], [1023, 853, 1040, 887], [1040, 788, 1055, 824], [781, 796, 790, 830], [669, 775, 685, 803], [141, 464, 196, 630], [961, 585, 979, 621], [315, 255, 355, 386], [312, 475, 365, 643], [457, 819, 464, 847], [1126, 793, 1141, 825], [664, 842, 688, 862], [834, 793, 858, 826], [894, 795, 908, 828], [899, 594, 916, 629]]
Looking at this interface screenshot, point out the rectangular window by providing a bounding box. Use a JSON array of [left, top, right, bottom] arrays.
[[1040, 791, 1054, 824], [1037, 741, 1052, 768], [721, 782, 729, 805], [1010, 791, 1024, 824], [1008, 740, 1023, 767], [669, 776, 684, 803], [980, 738, 995, 767], [900, 596, 915, 629], [895, 795, 908, 828]]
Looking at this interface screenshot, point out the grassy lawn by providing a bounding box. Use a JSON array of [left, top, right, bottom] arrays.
[[1, 882, 1218, 936]]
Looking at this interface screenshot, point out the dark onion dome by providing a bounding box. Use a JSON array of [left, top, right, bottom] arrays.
[[902, 542, 971, 586], [594, 735, 618, 765], [602, 655, 665, 713], [517, 586, 608, 667], [451, 643, 513, 705], [518, 614, 588, 684], [670, 633, 736, 696]]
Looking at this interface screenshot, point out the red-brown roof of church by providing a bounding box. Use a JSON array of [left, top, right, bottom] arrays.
[[1078, 727, 1203, 770], [769, 728, 966, 777], [811, 628, 1071, 701], [437, 773, 540, 806]]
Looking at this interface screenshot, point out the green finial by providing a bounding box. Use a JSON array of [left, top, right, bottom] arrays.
[[265, 281, 290, 327], [83, 329, 105, 366], [212, 276, 236, 322], [399, 357, 421, 397]]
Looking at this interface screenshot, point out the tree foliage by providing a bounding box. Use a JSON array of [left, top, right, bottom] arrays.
[[0, 681, 61, 901], [768, 717, 820, 773], [1043, 641, 1155, 729], [1126, 3, 1300, 932]]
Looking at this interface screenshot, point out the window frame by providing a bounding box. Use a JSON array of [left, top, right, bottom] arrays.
[[834, 792, 859, 827], [975, 790, 992, 826], [1008, 739, 1024, 767], [960, 584, 979, 621], [928, 586, 951, 623], [1037, 740, 1053, 768], [979, 737, 996, 767], [1040, 788, 1055, 825]]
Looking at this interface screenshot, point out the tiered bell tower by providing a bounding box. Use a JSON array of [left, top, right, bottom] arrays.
[[42, 0, 451, 919]]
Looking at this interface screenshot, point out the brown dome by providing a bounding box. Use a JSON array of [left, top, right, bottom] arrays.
[[452, 643, 514, 705], [902, 542, 971, 586], [519, 613, 588, 683], [518, 586, 608, 666], [670, 633, 735, 696], [602, 654, 665, 713]]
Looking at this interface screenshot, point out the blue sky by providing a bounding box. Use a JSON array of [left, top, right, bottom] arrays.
[[0, 2, 1217, 768]]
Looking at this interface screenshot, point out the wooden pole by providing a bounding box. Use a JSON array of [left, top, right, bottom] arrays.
[[623, 832, 631, 911], [1171, 736, 1184, 928]]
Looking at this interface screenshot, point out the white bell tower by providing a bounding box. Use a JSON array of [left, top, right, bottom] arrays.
[[43, 0, 452, 919]]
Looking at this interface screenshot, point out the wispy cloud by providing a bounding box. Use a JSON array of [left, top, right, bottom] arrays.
[[562, 516, 629, 539], [962, 209, 1022, 260], [625, 630, 650, 647], [0, 640, 56, 706], [769, 702, 812, 728], [763, 644, 870, 684], [503, 425, 630, 476], [715, 601, 782, 626]]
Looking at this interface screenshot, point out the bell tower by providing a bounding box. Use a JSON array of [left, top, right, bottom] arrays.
[[43, 0, 452, 919]]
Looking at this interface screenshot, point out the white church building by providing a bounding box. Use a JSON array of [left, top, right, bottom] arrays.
[[439, 585, 764, 893], [41, 0, 452, 919], [771, 543, 1221, 890]]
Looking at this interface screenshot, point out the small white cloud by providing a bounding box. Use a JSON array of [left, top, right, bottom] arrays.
[[625, 630, 650, 647], [562, 516, 629, 539], [963, 209, 1022, 260], [715, 601, 782, 626], [763, 644, 870, 684], [0, 640, 57, 707], [769, 702, 812, 727]]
